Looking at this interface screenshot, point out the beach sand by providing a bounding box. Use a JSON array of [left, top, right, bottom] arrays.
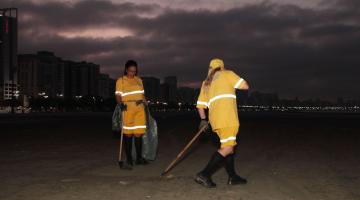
[[0, 112, 359, 200]]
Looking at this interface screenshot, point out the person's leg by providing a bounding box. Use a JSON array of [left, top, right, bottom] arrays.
[[121, 109, 135, 169], [195, 128, 231, 188], [195, 151, 225, 188], [134, 134, 148, 165], [122, 135, 134, 169], [220, 126, 247, 185], [218, 146, 234, 156], [224, 152, 247, 185], [133, 107, 148, 165]]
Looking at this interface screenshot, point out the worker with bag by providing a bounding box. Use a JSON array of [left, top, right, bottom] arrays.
[[113, 60, 157, 170]]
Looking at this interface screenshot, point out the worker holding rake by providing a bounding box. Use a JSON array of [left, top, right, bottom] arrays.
[[195, 58, 249, 188]]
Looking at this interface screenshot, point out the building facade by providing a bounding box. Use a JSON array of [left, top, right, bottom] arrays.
[[18, 51, 103, 99], [0, 8, 18, 101], [142, 76, 160, 102]]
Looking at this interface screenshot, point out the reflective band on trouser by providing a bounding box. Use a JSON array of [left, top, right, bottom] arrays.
[[115, 91, 123, 95], [234, 78, 244, 88], [121, 90, 144, 97], [208, 94, 236, 107], [220, 136, 236, 143], [123, 125, 147, 130], [215, 126, 239, 148]]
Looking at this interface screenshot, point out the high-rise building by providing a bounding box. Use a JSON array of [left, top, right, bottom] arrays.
[[69, 61, 100, 97], [18, 54, 39, 98], [37, 51, 65, 98], [164, 76, 177, 102], [160, 83, 169, 102], [18, 52, 101, 99], [18, 51, 65, 98], [109, 78, 115, 99], [0, 8, 18, 101], [177, 87, 197, 104], [99, 73, 114, 99], [142, 76, 160, 102]]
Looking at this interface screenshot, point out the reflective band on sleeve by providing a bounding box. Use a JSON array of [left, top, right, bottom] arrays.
[[122, 125, 147, 130], [115, 91, 123, 95], [121, 90, 144, 97], [197, 101, 209, 107], [208, 94, 236, 107], [234, 78, 244, 89], [220, 136, 237, 143]]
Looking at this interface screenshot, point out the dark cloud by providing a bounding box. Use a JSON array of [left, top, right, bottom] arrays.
[[2, 0, 360, 100]]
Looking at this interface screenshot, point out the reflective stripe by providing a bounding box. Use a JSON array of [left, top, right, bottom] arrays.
[[220, 136, 236, 143], [208, 94, 236, 106], [115, 91, 123, 95], [197, 94, 236, 108], [123, 125, 147, 130], [197, 101, 209, 107], [234, 78, 244, 89], [121, 90, 144, 97]]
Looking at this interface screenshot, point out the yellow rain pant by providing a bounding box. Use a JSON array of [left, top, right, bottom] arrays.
[[215, 126, 239, 148], [122, 102, 146, 135]]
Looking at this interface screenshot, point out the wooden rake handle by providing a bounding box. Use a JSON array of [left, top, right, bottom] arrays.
[[161, 122, 209, 177], [118, 111, 124, 162]]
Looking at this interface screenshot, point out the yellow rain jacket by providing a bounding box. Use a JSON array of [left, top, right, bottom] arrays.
[[115, 76, 146, 134], [196, 70, 245, 130]]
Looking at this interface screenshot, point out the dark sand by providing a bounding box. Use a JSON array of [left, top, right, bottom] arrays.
[[1, 112, 359, 200]]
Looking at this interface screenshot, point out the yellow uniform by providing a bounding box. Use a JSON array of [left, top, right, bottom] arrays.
[[115, 76, 146, 135], [196, 70, 245, 148]]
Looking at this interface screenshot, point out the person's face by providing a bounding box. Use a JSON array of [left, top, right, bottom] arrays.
[[126, 66, 137, 77]]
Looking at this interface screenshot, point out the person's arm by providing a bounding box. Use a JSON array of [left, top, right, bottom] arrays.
[[196, 84, 209, 130], [116, 95, 122, 104], [198, 107, 207, 120], [228, 71, 250, 90], [238, 79, 249, 90], [139, 78, 148, 105], [196, 84, 208, 115], [115, 78, 126, 109], [142, 95, 148, 105]]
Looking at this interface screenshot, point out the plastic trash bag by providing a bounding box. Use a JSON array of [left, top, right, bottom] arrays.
[[112, 104, 158, 161], [112, 104, 122, 132]]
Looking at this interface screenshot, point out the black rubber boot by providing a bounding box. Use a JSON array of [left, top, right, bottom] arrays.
[[195, 152, 225, 188], [134, 137, 148, 165], [225, 153, 247, 185], [121, 136, 133, 170]]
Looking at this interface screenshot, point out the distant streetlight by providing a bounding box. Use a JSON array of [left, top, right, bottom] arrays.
[[38, 92, 46, 96], [56, 93, 64, 98]]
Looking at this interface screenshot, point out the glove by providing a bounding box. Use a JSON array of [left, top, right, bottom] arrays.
[[199, 119, 209, 131], [119, 103, 127, 111]]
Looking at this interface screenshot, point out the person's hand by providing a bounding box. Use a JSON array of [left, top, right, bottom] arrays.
[[119, 103, 127, 111], [135, 100, 144, 106], [199, 119, 209, 131]]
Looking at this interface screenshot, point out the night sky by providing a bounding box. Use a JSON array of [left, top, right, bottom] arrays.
[[2, 0, 360, 100]]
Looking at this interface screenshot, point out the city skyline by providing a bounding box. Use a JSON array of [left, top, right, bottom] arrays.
[[11, 49, 360, 105], [16, 50, 360, 107], [1, 0, 360, 101]]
